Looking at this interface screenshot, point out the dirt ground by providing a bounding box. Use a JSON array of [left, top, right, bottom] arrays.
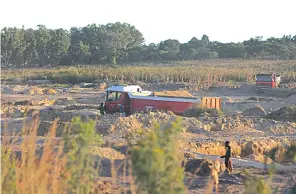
[[1, 81, 296, 193]]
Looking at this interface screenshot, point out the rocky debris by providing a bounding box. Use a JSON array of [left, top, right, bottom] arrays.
[[240, 139, 286, 157], [95, 157, 130, 177], [90, 146, 125, 160], [1, 117, 32, 134], [27, 87, 44, 95], [30, 99, 56, 106], [264, 88, 296, 98], [44, 88, 57, 95], [246, 97, 274, 102], [267, 106, 296, 122], [54, 97, 76, 106], [1, 105, 28, 118], [236, 84, 256, 94], [248, 154, 273, 164], [1, 86, 14, 94], [269, 144, 296, 164], [39, 107, 64, 121], [181, 141, 242, 156], [64, 104, 100, 110], [184, 158, 225, 176], [37, 121, 66, 136], [12, 78, 22, 83], [27, 80, 51, 84], [94, 180, 112, 194], [242, 105, 266, 117]]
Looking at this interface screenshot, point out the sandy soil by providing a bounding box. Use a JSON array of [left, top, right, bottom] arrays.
[[1, 82, 296, 193]]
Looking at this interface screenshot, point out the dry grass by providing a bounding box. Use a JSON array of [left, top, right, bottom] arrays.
[[2, 60, 296, 88], [0, 115, 137, 194]]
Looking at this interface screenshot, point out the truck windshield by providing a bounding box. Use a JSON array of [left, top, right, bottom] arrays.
[[256, 76, 272, 82]]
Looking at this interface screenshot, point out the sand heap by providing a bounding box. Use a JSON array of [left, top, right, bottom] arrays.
[[154, 90, 193, 97]]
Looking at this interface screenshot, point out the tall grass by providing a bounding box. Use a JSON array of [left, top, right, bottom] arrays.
[[2, 60, 296, 87]]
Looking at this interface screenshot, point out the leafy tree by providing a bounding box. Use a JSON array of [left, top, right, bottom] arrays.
[[47, 28, 70, 65], [35, 25, 51, 66], [23, 28, 37, 66], [101, 22, 145, 64], [158, 39, 180, 60], [1, 23, 296, 66]]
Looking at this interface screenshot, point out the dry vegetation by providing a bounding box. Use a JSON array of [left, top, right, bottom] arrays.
[[2, 60, 296, 88]]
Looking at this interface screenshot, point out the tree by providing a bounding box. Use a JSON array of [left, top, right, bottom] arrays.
[[47, 28, 70, 65], [1, 27, 26, 67], [100, 22, 145, 64], [158, 39, 180, 60], [35, 25, 51, 66], [23, 28, 37, 66]]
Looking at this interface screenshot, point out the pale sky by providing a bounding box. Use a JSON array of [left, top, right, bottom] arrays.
[[1, 0, 295, 44]]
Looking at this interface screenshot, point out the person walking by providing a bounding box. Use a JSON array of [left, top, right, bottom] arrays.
[[99, 102, 105, 116], [220, 141, 232, 173]]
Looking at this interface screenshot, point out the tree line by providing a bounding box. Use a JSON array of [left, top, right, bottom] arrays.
[[1, 23, 296, 67]]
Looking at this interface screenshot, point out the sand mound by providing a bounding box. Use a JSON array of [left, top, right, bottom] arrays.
[[242, 105, 266, 116], [154, 90, 193, 97]]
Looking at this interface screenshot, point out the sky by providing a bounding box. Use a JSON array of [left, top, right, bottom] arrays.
[[1, 0, 296, 44]]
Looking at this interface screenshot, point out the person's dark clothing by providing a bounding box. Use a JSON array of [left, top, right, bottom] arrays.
[[221, 145, 232, 172], [99, 103, 105, 115]]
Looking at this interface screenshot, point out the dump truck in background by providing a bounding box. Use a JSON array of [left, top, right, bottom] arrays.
[[255, 72, 281, 94], [104, 85, 221, 116]]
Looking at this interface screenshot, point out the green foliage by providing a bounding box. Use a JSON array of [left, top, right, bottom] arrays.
[[2, 23, 296, 67], [129, 117, 186, 194], [1, 144, 17, 193], [63, 116, 103, 194], [243, 173, 272, 194], [184, 106, 224, 117]]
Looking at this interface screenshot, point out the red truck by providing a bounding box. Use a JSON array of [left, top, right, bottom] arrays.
[[255, 72, 281, 93], [104, 85, 221, 116]]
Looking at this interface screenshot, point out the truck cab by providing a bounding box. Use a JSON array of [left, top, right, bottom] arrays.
[[104, 85, 143, 114], [255, 72, 281, 93]]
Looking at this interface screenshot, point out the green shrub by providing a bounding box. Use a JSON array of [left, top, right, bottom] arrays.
[[63, 116, 103, 194], [129, 117, 186, 194], [183, 106, 224, 117]]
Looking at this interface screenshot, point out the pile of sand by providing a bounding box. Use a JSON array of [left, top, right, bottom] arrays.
[[154, 90, 193, 97]]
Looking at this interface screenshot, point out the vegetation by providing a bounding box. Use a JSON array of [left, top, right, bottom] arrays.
[[128, 117, 186, 194], [1, 116, 103, 194], [2, 60, 296, 88], [1, 23, 296, 67], [183, 105, 224, 117]]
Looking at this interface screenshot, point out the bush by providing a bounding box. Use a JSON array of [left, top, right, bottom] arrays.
[[183, 106, 224, 117], [63, 117, 103, 193], [129, 117, 186, 194], [1, 116, 102, 194]]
